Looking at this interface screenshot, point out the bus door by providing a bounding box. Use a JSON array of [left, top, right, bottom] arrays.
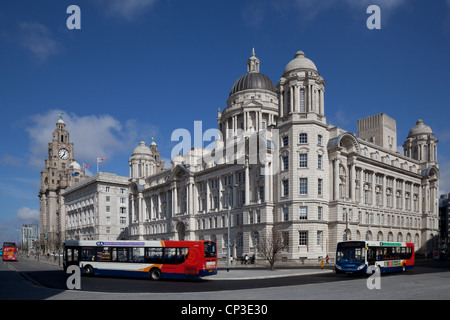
[[204, 241, 217, 270], [64, 247, 80, 271]]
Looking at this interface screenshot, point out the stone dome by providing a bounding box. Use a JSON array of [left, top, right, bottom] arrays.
[[283, 51, 318, 74], [229, 72, 276, 96], [229, 49, 276, 96], [408, 119, 433, 137], [132, 141, 152, 156], [69, 161, 81, 170]]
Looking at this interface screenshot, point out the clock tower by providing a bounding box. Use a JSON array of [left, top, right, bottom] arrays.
[[38, 113, 86, 255]]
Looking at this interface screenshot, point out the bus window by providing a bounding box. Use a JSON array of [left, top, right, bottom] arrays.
[[81, 247, 96, 261], [113, 248, 129, 262], [96, 247, 111, 261], [131, 248, 144, 262], [176, 248, 189, 264], [67, 248, 72, 262], [204, 241, 217, 258], [367, 247, 375, 265], [164, 248, 177, 264], [145, 247, 163, 264]]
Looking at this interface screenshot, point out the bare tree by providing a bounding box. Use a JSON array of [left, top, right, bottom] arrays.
[[257, 227, 286, 271]]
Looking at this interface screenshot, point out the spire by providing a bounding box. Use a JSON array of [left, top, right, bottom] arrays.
[[247, 48, 260, 73]]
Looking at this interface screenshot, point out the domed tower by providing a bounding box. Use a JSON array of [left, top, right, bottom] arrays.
[[218, 49, 278, 140], [275, 51, 330, 260], [277, 51, 326, 123], [129, 140, 164, 180], [403, 119, 438, 165]]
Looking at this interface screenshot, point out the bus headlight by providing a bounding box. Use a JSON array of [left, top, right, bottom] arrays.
[[357, 264, 365, 270], [335, 264, 342, 270]]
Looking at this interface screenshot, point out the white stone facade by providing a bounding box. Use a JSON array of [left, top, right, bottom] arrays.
[[127, 50, 440, 260], [64, 172, 130, 240]]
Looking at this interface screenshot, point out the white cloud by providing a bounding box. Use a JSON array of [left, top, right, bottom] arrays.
[[18, 22, 61, 61], [98, 0, 159, 21], [25, 109, 159, 169], [16, 207, 39, 221], [286, 0, 407, 20]]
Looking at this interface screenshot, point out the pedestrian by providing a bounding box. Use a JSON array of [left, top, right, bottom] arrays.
[[230, 255, 233, 265], [244, 254, 249, 265], [326, 254, 329, 264]]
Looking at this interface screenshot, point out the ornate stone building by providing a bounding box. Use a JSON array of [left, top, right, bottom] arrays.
[[38, 114, 87, 254], [127, 50, 439, 260], [64, 172, 130, 240]]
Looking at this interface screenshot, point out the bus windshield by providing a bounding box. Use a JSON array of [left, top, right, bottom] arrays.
[[204, 241, 216, 258], [336, 243, 365, 264]]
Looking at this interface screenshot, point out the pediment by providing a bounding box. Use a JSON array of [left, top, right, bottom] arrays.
[[167, 164, 193, 182], [242, 99, 263, 108]]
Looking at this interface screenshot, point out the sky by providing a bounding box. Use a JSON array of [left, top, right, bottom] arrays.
[[1, 0, 450, 244]]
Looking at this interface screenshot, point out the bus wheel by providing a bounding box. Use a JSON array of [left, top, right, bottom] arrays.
[[83, 265, 94, 276], [149, 267, 162, 281]]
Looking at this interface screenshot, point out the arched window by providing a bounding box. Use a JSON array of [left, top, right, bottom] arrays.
[[377, 231, 383, 241]]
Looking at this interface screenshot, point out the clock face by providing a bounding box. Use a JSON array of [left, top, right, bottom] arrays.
[[58, 148, 70, 160]]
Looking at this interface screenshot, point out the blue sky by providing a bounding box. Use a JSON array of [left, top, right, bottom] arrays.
[[1, 0, 450, 244]]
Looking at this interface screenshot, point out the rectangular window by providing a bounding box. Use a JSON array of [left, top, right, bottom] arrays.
[[96, 247, 111, 261], [283, 136, 289, 147], [318, 179, 323, 195], [318, 206, 323, 220], [283, 156, 289, 171], [114, 247, 129, 262], [299, 133, 308, 144], [299, 231, 308, 246], [299, 153, 308, 168], [299, 178, 308, 195], [131, 247, 145, 262], [299, 206, 308, 220], [283, 179, 289, 197], [318, 154, 323, 169], [283, 207, 289, 221], [145, 247, 163, 264], [299, 89, 305, 112]]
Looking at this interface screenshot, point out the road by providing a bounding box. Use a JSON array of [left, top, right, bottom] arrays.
[[1, 257, 450, 301]]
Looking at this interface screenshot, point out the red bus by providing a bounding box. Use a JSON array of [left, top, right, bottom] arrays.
[[2, 242, 18, 261], [63, 240, 217, 280]]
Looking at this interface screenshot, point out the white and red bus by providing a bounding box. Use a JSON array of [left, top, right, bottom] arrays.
[[335, 241, 414, 275], [2, 242, 18, 261], [63, 240, 217, 280]]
